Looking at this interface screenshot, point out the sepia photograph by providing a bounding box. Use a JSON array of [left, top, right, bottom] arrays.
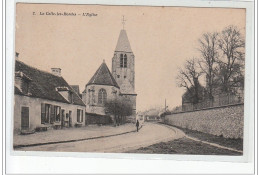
[[13, 3, 247, 156]]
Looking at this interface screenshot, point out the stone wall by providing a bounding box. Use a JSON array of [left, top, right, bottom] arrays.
[[164, 104, 244, 139]]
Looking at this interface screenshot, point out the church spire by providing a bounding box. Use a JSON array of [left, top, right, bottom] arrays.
[[115, 29, 132, 52]]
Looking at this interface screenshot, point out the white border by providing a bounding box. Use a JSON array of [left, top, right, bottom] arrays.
[[5, 0, 255, 174]]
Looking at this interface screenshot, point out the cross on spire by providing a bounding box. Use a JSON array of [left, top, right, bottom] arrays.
[[122, 15, 126, 30]]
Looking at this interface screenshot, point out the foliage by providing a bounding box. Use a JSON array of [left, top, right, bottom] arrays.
[[104, 98, 133, 125], [176, 25, 245, 105]]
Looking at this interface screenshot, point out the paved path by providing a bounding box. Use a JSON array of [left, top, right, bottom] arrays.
[[17, 123, 185, 152]]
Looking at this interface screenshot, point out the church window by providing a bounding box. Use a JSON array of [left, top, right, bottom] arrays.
[[98, 88, 107, 104], [120, 54, 124, 68], [124, 54, 127, 68]]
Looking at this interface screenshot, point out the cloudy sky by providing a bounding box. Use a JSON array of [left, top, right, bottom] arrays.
[[15, 3, 246, 111]]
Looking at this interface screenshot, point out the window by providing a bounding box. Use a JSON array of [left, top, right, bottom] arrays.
[[120, 54, 127, 68], [41, 104, 60, 124], [120, 54, 123, 67], [98, 88, 107, 104], [54, 106, 61, 122], [117, 75, 120, 78], [77, 109, 84, 123], [124, 54, 127, 68]]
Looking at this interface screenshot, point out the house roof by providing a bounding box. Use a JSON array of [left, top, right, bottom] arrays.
[[71, 85, 80, 95], [115, 30, 133, 53], [86, 62, 120, 88], [14, 60, 85, 106]]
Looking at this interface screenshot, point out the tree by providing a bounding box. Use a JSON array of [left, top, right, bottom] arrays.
[[217, 25, 245, 93], [104, 98, 133, 126], [198, 32, 219, 99], [176, 58, 202, 104]]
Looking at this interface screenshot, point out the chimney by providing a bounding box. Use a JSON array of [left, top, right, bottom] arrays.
[[51, 68, 61, 77], [15, 52, 19, 60]]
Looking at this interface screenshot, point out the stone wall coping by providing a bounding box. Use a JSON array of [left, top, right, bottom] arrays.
[[168, 103, 244, 115]]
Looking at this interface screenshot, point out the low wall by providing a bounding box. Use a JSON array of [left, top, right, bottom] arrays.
[[85, 113, 112, 125], [164, 104, 244, 139]]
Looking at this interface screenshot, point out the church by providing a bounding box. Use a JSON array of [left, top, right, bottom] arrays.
[[82, 28, 137, 122]]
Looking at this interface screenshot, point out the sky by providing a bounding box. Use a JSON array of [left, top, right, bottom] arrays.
[[15, 4, 246, 111]]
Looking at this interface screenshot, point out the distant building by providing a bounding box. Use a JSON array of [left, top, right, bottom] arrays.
[[13, 60, 85, 135]]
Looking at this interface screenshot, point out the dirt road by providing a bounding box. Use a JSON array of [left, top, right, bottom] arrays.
[[17, 123, 184, 153]]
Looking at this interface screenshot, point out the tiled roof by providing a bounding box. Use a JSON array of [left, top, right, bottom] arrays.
[[14, 60, 85, 106], [71, 85, 80, 95], [86, 62, 119, 88], [115, 30, 133, 53]]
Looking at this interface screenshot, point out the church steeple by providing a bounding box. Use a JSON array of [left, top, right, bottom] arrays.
[[112, 28, 135, 92], [115, 30, 132, 53]]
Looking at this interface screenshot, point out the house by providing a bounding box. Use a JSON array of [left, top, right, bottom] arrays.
[[13, 60, 86, 135]]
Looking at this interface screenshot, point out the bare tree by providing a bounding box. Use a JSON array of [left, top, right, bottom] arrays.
[[198, 32, 219, 99], [105, 98, 133, 126], [176, 58, 202, 104], [217, 25, 245, 93]]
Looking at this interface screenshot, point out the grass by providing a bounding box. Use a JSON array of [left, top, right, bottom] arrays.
[[127, 137, 242, 155], [127, 122, 243, 155], [162, 123, 243, 151]]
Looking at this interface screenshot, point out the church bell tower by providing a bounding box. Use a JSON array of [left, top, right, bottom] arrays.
[[112, 16, 135, 94], [112, 16, 137, 116]]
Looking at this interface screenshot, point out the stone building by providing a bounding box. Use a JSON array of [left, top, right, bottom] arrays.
[[82, 61, 120, 115], [83, 29, 137, 121], [13, 60, 86, 135]]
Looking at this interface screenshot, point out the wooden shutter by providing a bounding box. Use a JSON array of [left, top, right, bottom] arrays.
[[41, 103, 45, 124], [50, 105, 55, 124], [57, 106, 61, 122], [77, 109, 80, 123], [81, 110, 83, 123], [21, 107, 29, 130]]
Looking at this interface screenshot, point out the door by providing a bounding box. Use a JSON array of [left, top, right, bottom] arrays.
[[21, 107, 29, 130]]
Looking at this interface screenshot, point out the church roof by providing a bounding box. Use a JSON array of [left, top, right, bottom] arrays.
[[115, 29, 133, 53], [86, 62, 120, 88]]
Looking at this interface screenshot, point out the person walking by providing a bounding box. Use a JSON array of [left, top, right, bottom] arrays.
[[136, 120, 139, 132]]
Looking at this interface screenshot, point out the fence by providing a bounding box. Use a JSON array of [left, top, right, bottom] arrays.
[[182, 93, 243, 112]]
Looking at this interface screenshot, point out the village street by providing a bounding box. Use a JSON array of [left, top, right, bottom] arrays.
[[16, 123, 185, 153]]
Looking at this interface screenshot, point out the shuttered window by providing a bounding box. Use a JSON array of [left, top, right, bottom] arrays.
[[50, 105, 55, 124], [41, 103, 45, 124], [120, 54, 123, 67], [123, 54, 127, 68], [77, 109, 80, 123], [77, 109, 84, 123], [21, 107, 29, 130], [55, 106, 61, 122], [81, 110, 83, 123]]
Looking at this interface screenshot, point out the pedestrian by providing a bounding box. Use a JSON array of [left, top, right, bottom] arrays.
[[136, 120, 139, 132]]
